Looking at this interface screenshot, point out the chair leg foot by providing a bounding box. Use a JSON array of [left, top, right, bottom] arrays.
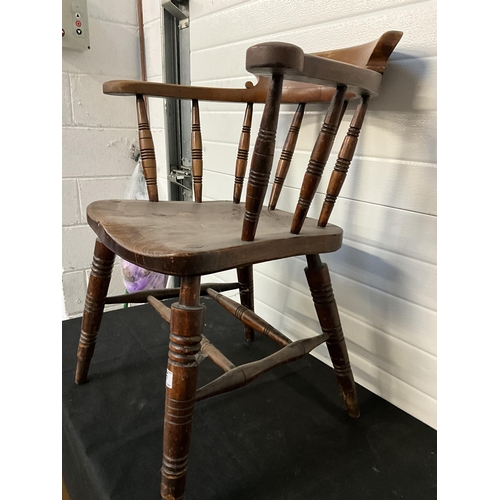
[[75, 239, 115, 385], [75, 344, 95, 385], [237, 265, 255, 342], [304, 255, 360, 418], [161, 276, 204, 500]]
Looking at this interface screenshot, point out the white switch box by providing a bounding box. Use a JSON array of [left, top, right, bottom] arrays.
[[62, 0, 90, 51]]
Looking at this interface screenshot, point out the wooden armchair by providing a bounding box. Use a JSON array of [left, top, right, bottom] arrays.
[[74, 31, 403, 500]]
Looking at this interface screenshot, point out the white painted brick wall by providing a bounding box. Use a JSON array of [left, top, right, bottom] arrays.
[[62, 0, 169, 320], [62, 0, 141, 319], [190, 0, 437, 428]]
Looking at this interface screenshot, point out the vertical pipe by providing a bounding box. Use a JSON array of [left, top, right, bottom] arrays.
[[137, 0, 148, 107]]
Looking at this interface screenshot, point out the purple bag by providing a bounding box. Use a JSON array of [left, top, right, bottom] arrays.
[[120, 259, 167, 293]]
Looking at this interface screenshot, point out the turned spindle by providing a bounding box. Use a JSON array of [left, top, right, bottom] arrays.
[[237, 265, 255, 341], [207, 287, 291, 347], [290, 87, 347, 234], [191, 99, 203, 203], [136, 94, 159, 202], [233, 103, 253, 204], [269, 102, 306, 210], [318, 95, 370, 227], [241, 73, 284, 242]]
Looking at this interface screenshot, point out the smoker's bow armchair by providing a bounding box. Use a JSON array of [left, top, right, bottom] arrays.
[[75, 31, 403, 500]]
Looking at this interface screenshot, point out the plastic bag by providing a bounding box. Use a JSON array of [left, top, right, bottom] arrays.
[[120, 260, 167, 293], [119, 160, 168, 293], [125, 161, 149, 200]]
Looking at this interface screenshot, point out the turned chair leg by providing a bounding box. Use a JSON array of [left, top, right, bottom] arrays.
[[75, 239, 115, 384], [304, 254, 360, 418], [237, 265, 255, 342], [161, 276, 204, 500]]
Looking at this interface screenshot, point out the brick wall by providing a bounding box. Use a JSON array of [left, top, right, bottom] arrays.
[[61, 0, 168, 319], [190, 0, 437, 428]]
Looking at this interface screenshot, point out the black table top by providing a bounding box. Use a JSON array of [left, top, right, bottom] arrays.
[[62, 297, 436, 500]]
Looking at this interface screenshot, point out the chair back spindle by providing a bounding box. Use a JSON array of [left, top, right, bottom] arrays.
[[318, 95, 370, 227], [191, 99, 203, 203], [136, 94, 159, 202], [233, 103, 254, 204], [268, 102, 306, 210], [290, 86, 347, 234], [242, 74, 284, 242]]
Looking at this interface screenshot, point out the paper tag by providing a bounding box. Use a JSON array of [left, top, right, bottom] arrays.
[[166, 369, 173, 388]]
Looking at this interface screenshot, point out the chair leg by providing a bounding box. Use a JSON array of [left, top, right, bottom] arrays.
[[75, 238, 115, 384], [237, 265, 255, 342], [161, 276, 204, 500], [304, 254, 360, 418]]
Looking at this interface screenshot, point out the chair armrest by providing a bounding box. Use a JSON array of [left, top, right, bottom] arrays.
[[246, 41, 382, 96], [103, 77, 350, 104], [102, 79, 266, 102], [313, 31, 403, 74], [104, 33, 403, 102]]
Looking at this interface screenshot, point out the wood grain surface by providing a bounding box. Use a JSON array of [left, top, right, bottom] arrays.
[[87, 200, 343, 276]]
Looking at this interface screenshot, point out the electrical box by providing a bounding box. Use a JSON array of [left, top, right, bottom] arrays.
[[62, 0, 90, 51]]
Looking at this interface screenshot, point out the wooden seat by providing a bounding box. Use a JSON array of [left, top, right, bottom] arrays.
[[87, 200, 343, 276], [74, 31, 403, 500]]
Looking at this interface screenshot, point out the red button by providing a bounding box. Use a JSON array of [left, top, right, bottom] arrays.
[[75, 20, 82, 27]]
